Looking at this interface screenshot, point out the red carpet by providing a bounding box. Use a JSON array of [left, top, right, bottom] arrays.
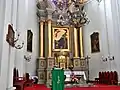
[[24, 84, 120, 90]]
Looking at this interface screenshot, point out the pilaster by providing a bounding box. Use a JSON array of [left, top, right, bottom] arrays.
[[37, 57, 46, 84], [46, 57, 54, 87], [46, 8, 54, 20], [73, 57, 80, 70]]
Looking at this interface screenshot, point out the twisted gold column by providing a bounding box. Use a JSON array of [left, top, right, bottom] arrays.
[[48, 20, 52, 57], [80, 27, 84, 57], [74, 28, 78, 57], [40, 21, 44, 57]]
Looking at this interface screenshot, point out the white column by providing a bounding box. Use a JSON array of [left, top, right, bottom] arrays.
[[110, 0, 120, 73], [15, 0, 26, 76], [7, 0, 18, 89], [0, 0, 13, 89], [0, 0, 6, 60]]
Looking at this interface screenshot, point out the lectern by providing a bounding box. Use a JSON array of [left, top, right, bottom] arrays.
[[52, 68, 64, 90]]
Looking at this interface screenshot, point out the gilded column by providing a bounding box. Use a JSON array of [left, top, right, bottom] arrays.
[[80, 27, 84, 58], [48, 20, 52, 57], [74, 28, 78, 57], [38, 20, 46, 84], [46, 9, 56, 87], [40, 21, 44, 57], [73, 28, 80, 70]]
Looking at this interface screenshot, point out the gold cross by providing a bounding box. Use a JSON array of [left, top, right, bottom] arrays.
[[57, 76, 60, 84]]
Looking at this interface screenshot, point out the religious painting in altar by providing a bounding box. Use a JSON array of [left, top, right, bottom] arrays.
[[52, 27, 69, 51], [90, 32, 100, 53]]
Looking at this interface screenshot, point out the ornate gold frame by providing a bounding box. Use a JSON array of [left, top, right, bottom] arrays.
[[52, 27, 70, 51]]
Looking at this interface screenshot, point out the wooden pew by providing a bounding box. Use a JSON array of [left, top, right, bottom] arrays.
[[13, 68, 33, 90]]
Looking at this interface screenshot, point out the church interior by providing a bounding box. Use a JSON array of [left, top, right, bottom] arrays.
[[1, 0, 120, 90]]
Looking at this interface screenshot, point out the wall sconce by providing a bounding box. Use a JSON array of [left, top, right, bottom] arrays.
[[14, 31, 24, 49], [6, 24, 24, 49], [96, 0, 102, 5], [24, 55, 31, 62], [102, 56, 107, 62], [108, 55, 114, 61]]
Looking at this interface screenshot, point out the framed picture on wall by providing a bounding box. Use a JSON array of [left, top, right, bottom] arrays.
[[52, 27, 70, 51], [6, 24, 15, 47], [90, 32, 100, 53], [27, 30, 33, 52]]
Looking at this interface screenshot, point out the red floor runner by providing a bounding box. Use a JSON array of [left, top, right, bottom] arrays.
[[24, 84, 120, 90]]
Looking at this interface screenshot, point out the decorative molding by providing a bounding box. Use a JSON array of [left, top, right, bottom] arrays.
[[39, 72, 45, 80], [39, 60, 46, 68], [37, 57, 45, 60], [37, 9, 46, 18], [46, 8, 54, 15], [47, 71, 52, 80], [47, 60, 54, 68], [80, 60, 86, 67]]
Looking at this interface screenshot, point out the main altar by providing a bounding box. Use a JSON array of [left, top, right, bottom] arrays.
[[36, 0, 89, 87]]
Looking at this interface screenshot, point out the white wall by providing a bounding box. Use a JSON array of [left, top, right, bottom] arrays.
[[83, 0, 104, 80], [0, 0, 39, 89], [84, 0, 120, 80], [25, 0, 39, 76], [15, 0, 39, 76], [1, 0, 120, 89], [110, 0, 120, 80], [0, 0, 15, 90], [0, 0, 5, 63]]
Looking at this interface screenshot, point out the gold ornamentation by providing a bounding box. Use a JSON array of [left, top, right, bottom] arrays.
[[40, 73, 44, 79], [49, 72, 52, 79], [40, 61, 44, 67], [49, 61, 53, 67], [57, 76, 60, 84]]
